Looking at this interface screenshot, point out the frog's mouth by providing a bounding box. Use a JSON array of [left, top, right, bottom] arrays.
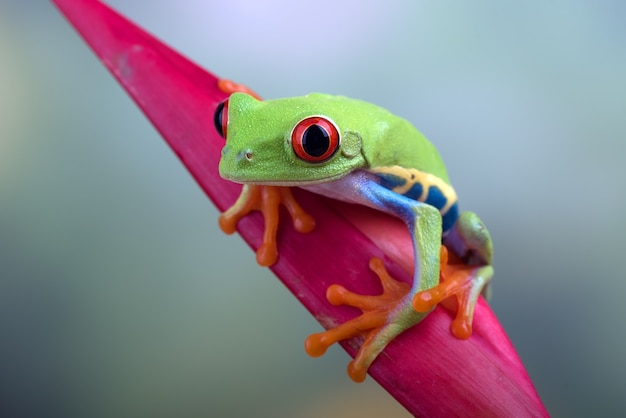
[[218, 144, 350, 186], [219, 170, 348, 187]]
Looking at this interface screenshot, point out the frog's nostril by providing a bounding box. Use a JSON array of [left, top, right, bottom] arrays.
[[236, 149, 254, 162]]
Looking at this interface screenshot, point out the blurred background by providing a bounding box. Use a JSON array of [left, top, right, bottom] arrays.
[[1, 0, 624, 416]]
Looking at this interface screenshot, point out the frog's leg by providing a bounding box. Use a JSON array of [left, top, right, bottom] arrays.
[[219, 184, 315, 266], [413, 212, 494, 339], [303, 172, 442, 382]]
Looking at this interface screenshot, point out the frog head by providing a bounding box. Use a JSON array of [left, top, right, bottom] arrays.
[[216, 92, 369, 186]]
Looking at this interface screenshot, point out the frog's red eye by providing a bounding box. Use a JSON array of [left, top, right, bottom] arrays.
[[291, 117, 340, 163], [213, 99, 229, 138]]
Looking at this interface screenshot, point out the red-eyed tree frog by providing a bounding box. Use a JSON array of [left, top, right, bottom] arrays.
[[214, 82, 494, 382]]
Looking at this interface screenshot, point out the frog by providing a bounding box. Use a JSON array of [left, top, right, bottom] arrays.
[[215, 83, 494, 382]]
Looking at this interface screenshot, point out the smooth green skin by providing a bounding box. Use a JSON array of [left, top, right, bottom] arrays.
[[219, 92, 450, 186]]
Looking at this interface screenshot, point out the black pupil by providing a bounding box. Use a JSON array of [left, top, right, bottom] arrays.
[[213, 101, 225, 137], [302, 124, 330, 157]]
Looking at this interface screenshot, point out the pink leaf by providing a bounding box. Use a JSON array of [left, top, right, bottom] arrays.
[[52, 0, 548, 416]]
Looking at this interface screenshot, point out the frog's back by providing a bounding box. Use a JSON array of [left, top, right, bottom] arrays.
[[357, 104, 459, 230], [357, 108, 448, 181]]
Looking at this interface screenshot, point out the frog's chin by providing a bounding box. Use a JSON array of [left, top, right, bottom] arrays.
[[221, 171, 347, 187]]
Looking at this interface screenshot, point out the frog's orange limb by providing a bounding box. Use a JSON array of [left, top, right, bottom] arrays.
[[304, 245, 492, 381], [217, 79, 262, 100], [219, 184, 315, 266], [305, 257, 428, 383], [413, 245, 493, 339]]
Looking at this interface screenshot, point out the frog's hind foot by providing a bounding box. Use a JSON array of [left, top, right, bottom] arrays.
[[305, 258, 427, 382], [413, 246, 493, 339]]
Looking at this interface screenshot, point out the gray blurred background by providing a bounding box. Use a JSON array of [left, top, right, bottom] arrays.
[[1, 1, 624, 416]]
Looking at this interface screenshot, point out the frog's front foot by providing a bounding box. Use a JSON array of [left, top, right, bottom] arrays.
[[305, 258, 429, 382], [219, 184, 315, 266]]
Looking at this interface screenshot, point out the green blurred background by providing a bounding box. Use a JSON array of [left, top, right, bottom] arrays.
[[1, 1, 624, 416]]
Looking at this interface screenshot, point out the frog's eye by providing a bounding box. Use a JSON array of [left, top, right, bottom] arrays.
[[291, 116, 340, 163], [213, 99, 229, 138]]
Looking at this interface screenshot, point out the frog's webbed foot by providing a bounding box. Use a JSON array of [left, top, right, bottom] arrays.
[[219, 184, 315, 266], [305, 258, 428, 382], [413, 212, 494, 339]]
